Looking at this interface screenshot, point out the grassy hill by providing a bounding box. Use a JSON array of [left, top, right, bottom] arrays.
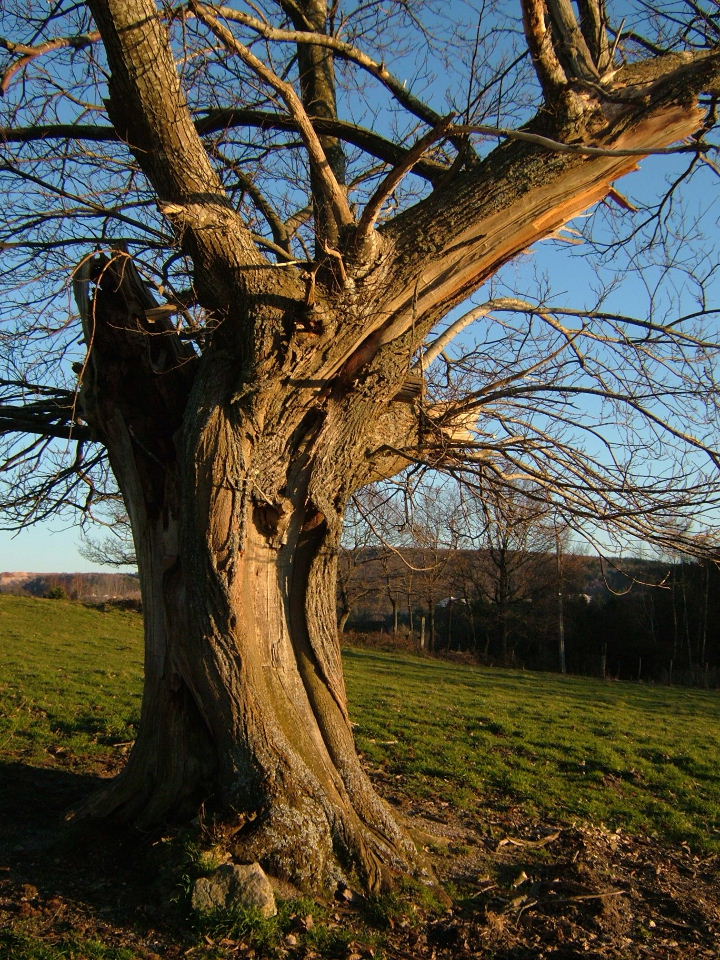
[[1, 592, 718, 853], [2, 594, 720, 959]]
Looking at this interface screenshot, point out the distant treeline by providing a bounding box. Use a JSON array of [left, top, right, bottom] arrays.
[[338, 548, 720, 687], [0, 572, 140, 604], [2, 555, 717, 686]]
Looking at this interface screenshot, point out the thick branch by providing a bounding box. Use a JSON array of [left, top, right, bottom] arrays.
[[282, 0, 348, 246], [522, 0, 568, 100], [0, 404, 90, 441], [546, 0, 601, 82], [355, 115, 453, 242], [576, 0, 612, 74], [86, 0, 265, 288], [0, 113, 448, 183]]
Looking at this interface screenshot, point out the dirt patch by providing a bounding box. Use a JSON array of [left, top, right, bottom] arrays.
[[1, 760, 719, 959]]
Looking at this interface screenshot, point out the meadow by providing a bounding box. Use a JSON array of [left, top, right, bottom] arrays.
[[1, 593, 719, 958], [2, 594, 718, 854]]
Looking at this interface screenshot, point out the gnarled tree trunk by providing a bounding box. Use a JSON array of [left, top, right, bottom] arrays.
[[75, 254, 418, 892]]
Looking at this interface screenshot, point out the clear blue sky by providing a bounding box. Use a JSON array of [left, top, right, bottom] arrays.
[[0, 523, 106, 573]]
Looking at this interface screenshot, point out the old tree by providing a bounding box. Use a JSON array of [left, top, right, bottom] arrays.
[[2, 0, 720, 890]]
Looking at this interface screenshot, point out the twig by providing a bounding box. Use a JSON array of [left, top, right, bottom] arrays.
[[453, 122, 711, 157], [551, 889, 627, 902], [498, 829, 562, 848]]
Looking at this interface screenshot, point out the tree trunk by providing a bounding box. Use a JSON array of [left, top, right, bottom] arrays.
[[73, 256, 417, 893], [87, 395, 416, 891], [391, 596, 399, 635]]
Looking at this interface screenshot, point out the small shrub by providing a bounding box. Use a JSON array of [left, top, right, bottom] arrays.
[[45, 586, 67, 600]]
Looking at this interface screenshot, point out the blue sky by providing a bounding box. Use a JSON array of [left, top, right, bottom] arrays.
[[2, 4, 718, 572], [0, 523, 101, 573]]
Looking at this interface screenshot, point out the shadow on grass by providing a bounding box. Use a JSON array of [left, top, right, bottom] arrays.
[[0, 760, 104, 836], [0, 761, 182, 937]]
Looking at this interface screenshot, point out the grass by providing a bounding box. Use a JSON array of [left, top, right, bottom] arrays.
[[0, 931, 137, 960], [1, 593, 719, 854], [189, 896, 358, 959], [0, 594, 143, 766], [343, 648, 720, 853]]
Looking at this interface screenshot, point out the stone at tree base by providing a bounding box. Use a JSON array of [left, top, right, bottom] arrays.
[[191, 862, 277, 917]]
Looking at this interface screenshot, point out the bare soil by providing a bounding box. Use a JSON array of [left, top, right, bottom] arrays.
[[1, 757, 719, 959]]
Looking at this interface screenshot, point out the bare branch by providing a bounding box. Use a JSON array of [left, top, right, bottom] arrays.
[[191, 1, 353, 234], [0, 29, 100, 95], [210, 2, 448, 131], [546, 0, 601, 82], [0, 113, 448, 184], [355, 115, 453, 243], [453, 123, 713, 158]]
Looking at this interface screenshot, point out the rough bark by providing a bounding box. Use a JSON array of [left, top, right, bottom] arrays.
[[72, 252, 418, 892]]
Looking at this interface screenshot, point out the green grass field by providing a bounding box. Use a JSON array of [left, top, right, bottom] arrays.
[[1, 593, 719, 854]]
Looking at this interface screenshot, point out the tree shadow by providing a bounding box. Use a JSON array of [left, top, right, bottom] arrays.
[[0, 760, 184, 936]]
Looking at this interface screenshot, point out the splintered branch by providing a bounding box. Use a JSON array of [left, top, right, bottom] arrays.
[[191, 1, 353, 233]]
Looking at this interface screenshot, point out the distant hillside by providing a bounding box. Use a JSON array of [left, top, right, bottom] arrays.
[[0, 570, 140, 603]]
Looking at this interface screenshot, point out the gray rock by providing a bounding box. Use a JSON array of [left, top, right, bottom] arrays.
[[191, 862, 277, 918]]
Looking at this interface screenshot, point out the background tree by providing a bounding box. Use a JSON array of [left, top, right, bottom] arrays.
[[459, 486, 559, 664], [336, 493, 388, 633], [79, 504, 138, 568], [2, 0, 720, 892]]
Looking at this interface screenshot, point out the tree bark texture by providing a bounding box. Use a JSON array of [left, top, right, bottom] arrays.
[[74, 253, 420, 892]]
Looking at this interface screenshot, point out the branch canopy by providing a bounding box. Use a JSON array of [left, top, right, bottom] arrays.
[[0, 0, 719, 555]]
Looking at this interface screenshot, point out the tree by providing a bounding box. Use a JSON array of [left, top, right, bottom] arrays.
[[463, 487, 556, 663], [2, 0, 720, 891], [335, 494, 387, 633]]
